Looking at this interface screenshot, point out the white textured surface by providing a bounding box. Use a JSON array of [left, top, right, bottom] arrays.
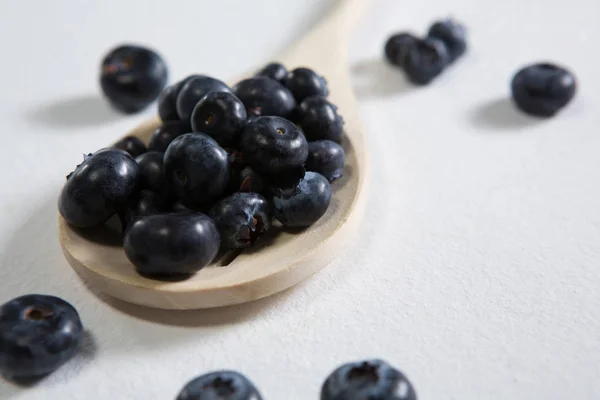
[[1, 0, 599, 398]]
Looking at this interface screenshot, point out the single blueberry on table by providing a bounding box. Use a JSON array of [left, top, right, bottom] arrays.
[[384, 32, 420, 68], [285, 67, 329, 102], [273, 171, 332, 228], [240, 116, 308, 176], [59, 149, 140, 228], [113, 135, 147, 158], [124, 212, 220, 277], [176, 75, 231, 122], [306, 140, 345, 182], [427, 18, 467, 63], [321, 359, 417, 400], [255, 62, 289, 84], [191, 91, 247, 147], [158, 75, 197, 122], [100, 44, 168, 113], [164, 133, 230, 207], [135, 151, 170, 198], [402, 37, 450, 85], [294, 95, 344, 143], [120, 189, 168, 230], [148, 121, 191, 153], [511, 63, 576, 117], [210, 193, 271, 249], [176, 370, 263, 400], [0, 294, 83, 379], [232, 76, 296, 118]]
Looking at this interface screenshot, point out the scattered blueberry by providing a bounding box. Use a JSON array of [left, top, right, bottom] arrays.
[[273, 171, 331, 227], [164, 133, 230, 206], [59, 149, 140, 228], [176, 370, 263, 400], [232, 76, 296, 118], [135, 151, 170, 198], [306, 140, 345, 182], [427, 18, 467, 63], [176, 75, 231, 122], [124, 212, 220, 277], [191, 91, 247, 147], [321, 359, 417, 400], [294, 96, 344, 143], [158, 75, 196, 122], [255, 62, 288, 84], [0, 294, 83, 379], [384, 32, 420, 68], [148, 121, 191, 153], [511, 62, 577, 117], [120, 189, 168, 229], [285, 67, 329, 102], [100, 45, 168, 113], [210, 193, 271, 249], [240, 116, 308, 175], [403, 37, 450, 85], [113, 135, 147, 158]]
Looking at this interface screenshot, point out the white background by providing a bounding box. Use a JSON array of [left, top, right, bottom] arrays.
[[1, 0, 599, 398]]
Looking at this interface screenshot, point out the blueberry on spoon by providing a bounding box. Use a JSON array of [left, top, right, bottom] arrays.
[[273, 171, 331, 228], [191, 91, 247, 147], [233, 76, 296, 118], [113, 135, 147, 158]]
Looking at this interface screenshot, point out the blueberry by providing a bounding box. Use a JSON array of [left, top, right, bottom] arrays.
[[285, 67, 329, 102], [511, 63, 577, 117], [384, 33, 420, 68], [321, 359, 417, 400], [176, 75, 231, 122], [273, 171, 331, 227], [0, 294, 83, 379], [120, 189, 168, 229], [240, 116, 308, 175], [237, 166, 268, 194], [306, 140, 345, 182], [148, 121, 191, 153], [113, 135, 147, 158], [135, 151, 171, 199], [403, 37, 450, 85], [164, 133, 230, 207], [158, 75, 196, 122], [427, 19, 467, 63], [176, 370, 263, 400], [171, 202, 194, 213], [100, 45, 168, 113], [294, 96, 344, 143], [210, 193, 271, 249], [124, 212, 220, 277], [59, 149, 140, 228], [191, 91, 247, 147], [255, 62, 288, 84], [232, 76, 296, 118]]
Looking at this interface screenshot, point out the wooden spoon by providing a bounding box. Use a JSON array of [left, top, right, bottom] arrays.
[[58, 0, 369, 309]]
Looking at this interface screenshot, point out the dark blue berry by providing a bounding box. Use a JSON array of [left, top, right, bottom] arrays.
[[295, 95, 344, 143], [0, 294, 83, 379], [176, 75, 231, 122], [113, 135, 147, 158], [232, 76, 296, 118], [100, 45, 168, 113], [158, 76, 196, 122], [164, 133, 230, 206], [255, 62, 288, 84], [59, 149, 140, 228], [176, 370, 262, 400], [273, 171, 331, 227], [511, 63, 576, 117], [321, 359, 417, 400], [148, 121, 191, 153], [285, 67, 329, 102], [403, 37, 450, 85], [191, 91, 247, 147], [237, 166, 268, 194], [240, 116, 308, 175], [427, 19, 467, 63], [306, 140, 345, 182], [384, 33, 420, 68], [135, 151, 170, 198], [120, 189, 168, 229], [210, 193, 271, 249], [124, 212, 220, 277]]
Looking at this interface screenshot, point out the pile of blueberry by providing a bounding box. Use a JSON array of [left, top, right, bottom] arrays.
[[63, 57, 346, 279], [384, 18, 467, 85]]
